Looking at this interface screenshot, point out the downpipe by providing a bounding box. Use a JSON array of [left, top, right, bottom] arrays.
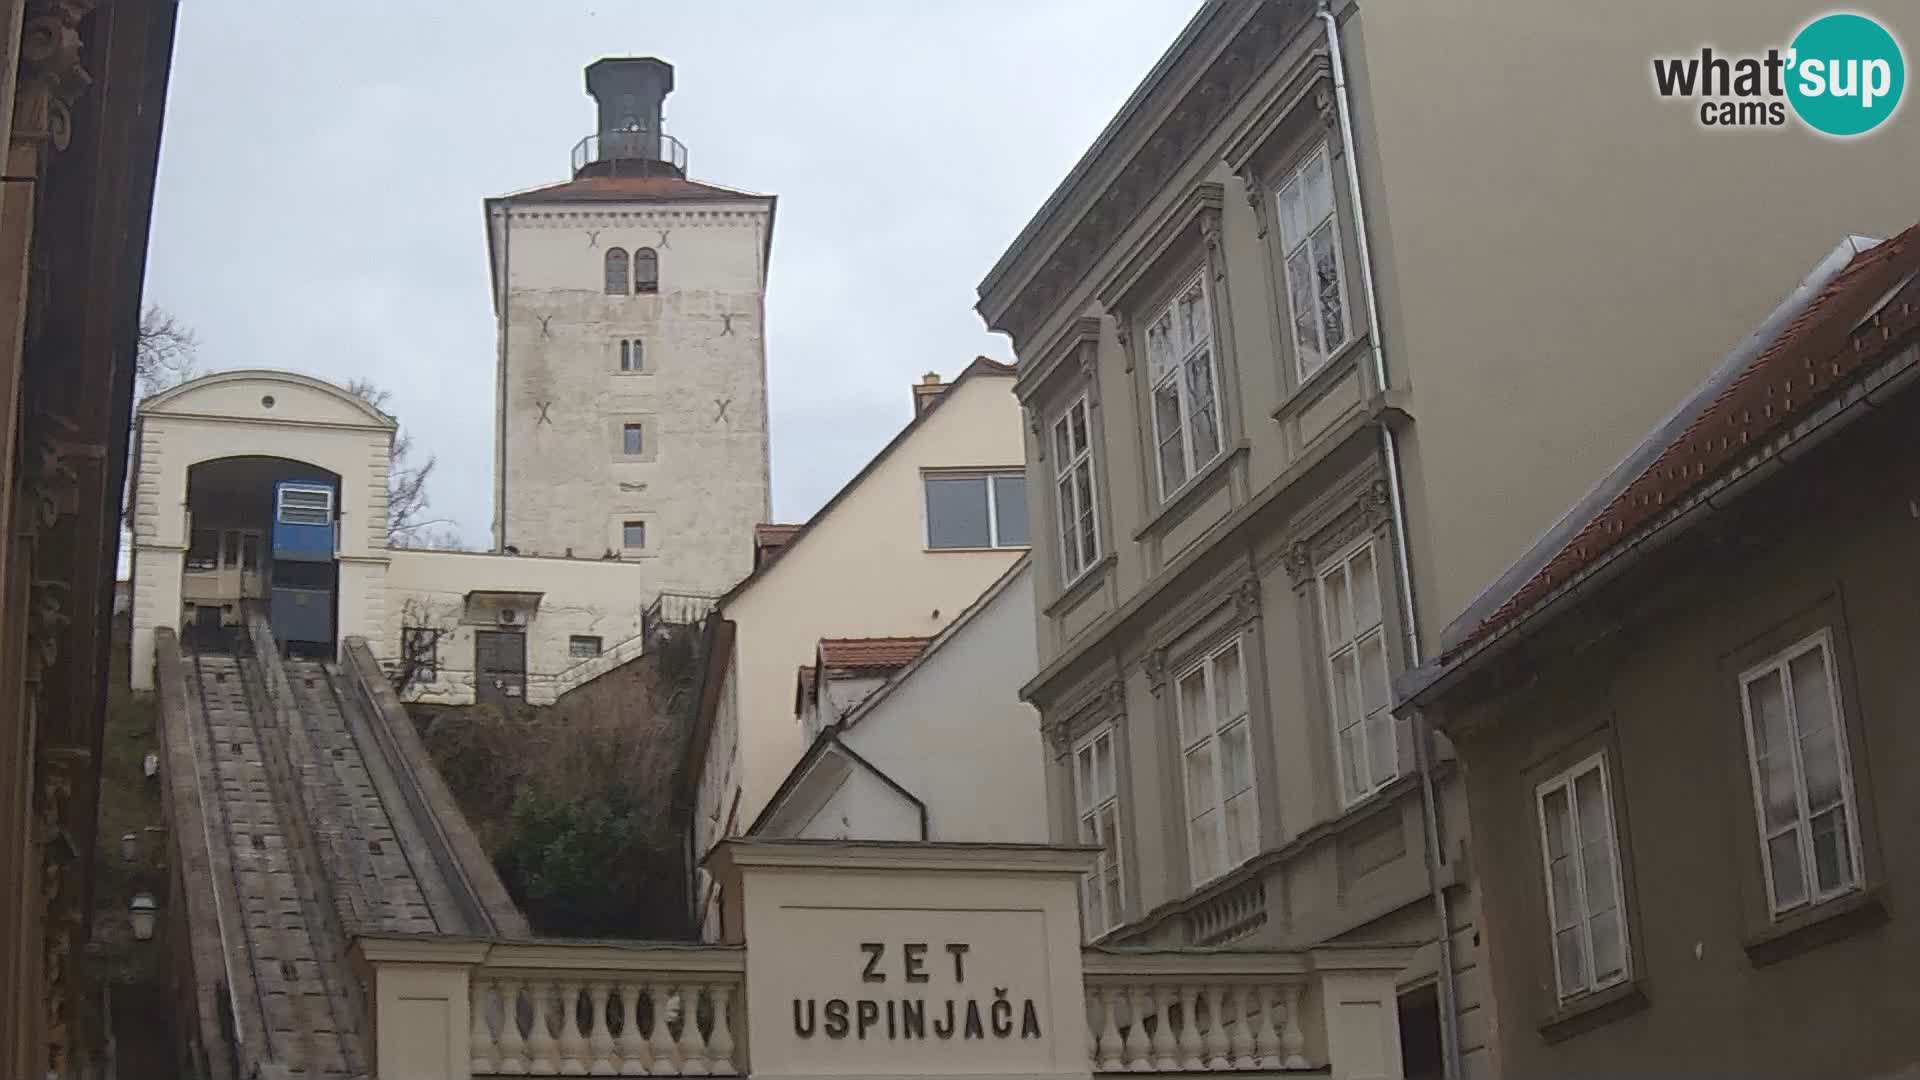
[[1319, 2, 1465, 1077]]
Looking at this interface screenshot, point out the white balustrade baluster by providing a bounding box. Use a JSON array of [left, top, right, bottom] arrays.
[[528, 980, 560, 1075], [1085, 989, 1102, 1072], [708, 983, 737, 1075], [618, 982, 652, 1076], [498, 979, 529, 1075], [648, 984, 678, 1075], [1279, 984, 1308, 1069], [559, 980, 590, 1075], [1227, 985, 1255, 1069], [1096, 987, 1124, 1072], [589, 982, 617, 1075], [473, 978, 500, 1074], [1150, 984, 1179, 1071], [1124, 985, 1152, 1072], [1252, 985, 1280, 1070], [680, 986, 712, 1076], [1204, 985, 1232, 1069], [1178, 985, 1205, 1070]]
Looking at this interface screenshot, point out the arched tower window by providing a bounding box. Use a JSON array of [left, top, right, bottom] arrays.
[[634, 247, 659, 294], [604, 248, 630, 295]]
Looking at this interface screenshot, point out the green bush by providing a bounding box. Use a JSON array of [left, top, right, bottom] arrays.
[[494, 780, 675, 938]]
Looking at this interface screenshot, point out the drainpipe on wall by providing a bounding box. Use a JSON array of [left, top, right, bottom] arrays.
[[1317, 3, 1465, 1078]]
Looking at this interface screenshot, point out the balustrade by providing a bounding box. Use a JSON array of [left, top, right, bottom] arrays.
[[468, 966, 740, 1076], [1082, 951, 1313, 1074]]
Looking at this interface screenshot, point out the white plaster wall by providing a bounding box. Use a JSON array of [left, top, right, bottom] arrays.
[[719, 372, 1027, 841], [492, 198, 772, 603], [128, 371, 394, 689], [838, 563, 1047, 843], [793, 768, 922, 842], [380, 547, 652, 706], [694, 657, 741, 940]]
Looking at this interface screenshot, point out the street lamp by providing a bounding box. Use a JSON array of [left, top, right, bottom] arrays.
[[129, 893, 157, 942]]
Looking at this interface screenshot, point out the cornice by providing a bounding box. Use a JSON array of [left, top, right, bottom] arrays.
[[1015, 315, 1104, 404], [1094, 180, 1225, 313]]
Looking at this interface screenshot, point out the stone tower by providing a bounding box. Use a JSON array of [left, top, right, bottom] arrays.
[[486, 58, 774, 597]]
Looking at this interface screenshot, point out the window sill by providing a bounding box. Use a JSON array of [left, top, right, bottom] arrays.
[[612, 370, 652, 377], [1044, 553, 1117, 618], [1743, 885, 1886, 968], [1133, 443, 1248, 543], [1537, 979, 1649, 1045], [925, 545, 1030, 555], [1271, 335, 1369, 423]]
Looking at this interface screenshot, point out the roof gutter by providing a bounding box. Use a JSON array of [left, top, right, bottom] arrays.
[[1402, 339, 1920, 714], [1317, 6, 1460, 1078]]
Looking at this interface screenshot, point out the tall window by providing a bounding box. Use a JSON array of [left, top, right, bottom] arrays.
[[604, 247, 630, 295], [634, 247, 659, 294], [1738, 630, 1862, 916], [1536, 753, 1629, 1002], [1052, 395, 1101, 583], [1320, 538, 1395, 805], [619, 338, 644, 372], [1073, 726, 1125, 938], [1177, 640, 1256, 885], [1145, 272, 1222, 498], [924, 471, 1028, 549], [622, 520, 647, 550], [623, 423, 644, 456], [1277, 143, 1352, 380]]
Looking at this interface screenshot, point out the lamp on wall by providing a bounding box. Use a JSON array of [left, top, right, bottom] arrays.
[[129, 893, 157, 942]]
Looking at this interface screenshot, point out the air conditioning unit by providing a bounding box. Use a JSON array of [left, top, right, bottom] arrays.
[[497, 608, 520, 626]]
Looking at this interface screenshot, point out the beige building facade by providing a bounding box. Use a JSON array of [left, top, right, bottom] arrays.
[[688, 361, 1029, 936], [976, 3, 1919, 1078]]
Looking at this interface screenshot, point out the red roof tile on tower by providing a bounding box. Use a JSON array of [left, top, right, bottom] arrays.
[[1448, 223, 1920, 660], [817, 637, 933, 674], [502, 175, 769, 204]]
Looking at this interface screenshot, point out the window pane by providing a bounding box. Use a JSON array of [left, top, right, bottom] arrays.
[[1340, 724, 1366, 804], [1746, 669, 1789, 758], [1588, 908, 1624, 984], [992, 473, 1029, 547], [1358, 633, 1389, 716], [1365, 711, 1396, 787], [1301, 147, 1335, 223], [1185, 348, 1221, 464], [1057, 476, 1080, 576], [1746, 671, 1798, 831], [1277, 176, 1310, 249], [604, 248, 629, 294], [1178, 279, 1210, 350], [1070, 400, 1090, 457], [188, 528, 219, 570], [1542, 786, 1573, 862], [1154, 379, 1187, 493], [1789, 646, 1836, 736], [1189, 811, 1220, 883], [1767, 828, 1807, 909], [1219, 720, 1252, 795], [240, 533, 260, 572], [1147, 313, 1177, 382], [1349, 545, 1380, 630], [1185, 742, 1218, 818], [1311, 221, 1347, 351], [1225, 790, 1257, 867], [623, 424, 644, 455], [1323, 568, 1352, 645], [1329, 652, 1357, 733], [925, 475, 990, 549], [1178, 668, 1210, 745], [1093, 734, 1114, 802], [1554, 928, 1588, 997], [1074, 465, 1098, 565], [622, 521, 646, 549], [1099, 805, 1122, 865], [1548, 855, 1580, 931], [1800, 727, 1844, 814], [1809, 806, 1854, 894], [1214, 645, 1246, 725], [1287, 248, 1323, 376], [1053, 416, 1073, 472]]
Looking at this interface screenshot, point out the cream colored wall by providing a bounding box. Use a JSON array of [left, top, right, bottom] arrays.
[[721, 373, 1027, 846], [492, 196, 772, 601], [128, 371, 394, 689], [381, 547, 651, 706], [1344, 0, 1920, 637]]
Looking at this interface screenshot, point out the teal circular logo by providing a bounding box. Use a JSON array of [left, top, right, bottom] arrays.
[[1787, 13, 1905, 136]]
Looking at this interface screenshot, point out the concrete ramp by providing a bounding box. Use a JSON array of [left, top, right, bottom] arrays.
[[156, 617, 523, 1079]]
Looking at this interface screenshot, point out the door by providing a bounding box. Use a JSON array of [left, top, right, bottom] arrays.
[[474, 629, 527, 707]]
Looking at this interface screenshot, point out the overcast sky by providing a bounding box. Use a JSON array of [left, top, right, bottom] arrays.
[[142, 2, 1200, 545]]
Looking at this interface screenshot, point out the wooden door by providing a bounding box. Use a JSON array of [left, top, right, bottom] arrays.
[[474, 629, 527, 707]]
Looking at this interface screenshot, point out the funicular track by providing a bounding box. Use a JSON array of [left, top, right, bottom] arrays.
[[164, 607, 514, 1079]]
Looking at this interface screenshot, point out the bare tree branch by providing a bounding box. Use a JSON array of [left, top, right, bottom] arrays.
[[343, 377, 456, 547], [136, 305, 198, 398]]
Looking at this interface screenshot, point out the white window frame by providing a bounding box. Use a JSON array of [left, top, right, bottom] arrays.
[[922, 470, 1028, 550], [1051, 394, 1101, 584], [276, 484, 333, 526], [1534, 752, 1630, 1002], [1737, 628, 1864, 919], [1175, 638, 1258, 886], [1318, 536, 1397, 806], [1144, 270, 1225, 501], [1275, 141, 1354, 382], [1072, 725, 1125, 939]]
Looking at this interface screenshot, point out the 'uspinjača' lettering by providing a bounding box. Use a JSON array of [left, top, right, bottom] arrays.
[[791, 942, 1043, 1041]]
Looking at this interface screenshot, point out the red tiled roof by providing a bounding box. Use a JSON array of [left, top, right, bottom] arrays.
[[1451, 224, 1920, 659], [755, 523, 801, 548], [503, 175, 768, 204], [817, 637, 933, 674]]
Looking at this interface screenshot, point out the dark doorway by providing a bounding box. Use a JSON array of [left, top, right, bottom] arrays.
[[1399, 982, 1444, 1080], [474, 630, 527, 707]]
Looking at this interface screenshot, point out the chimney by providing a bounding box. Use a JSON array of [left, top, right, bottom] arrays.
[[912, 372, 948, 416], [579, 57, 682, 178]]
